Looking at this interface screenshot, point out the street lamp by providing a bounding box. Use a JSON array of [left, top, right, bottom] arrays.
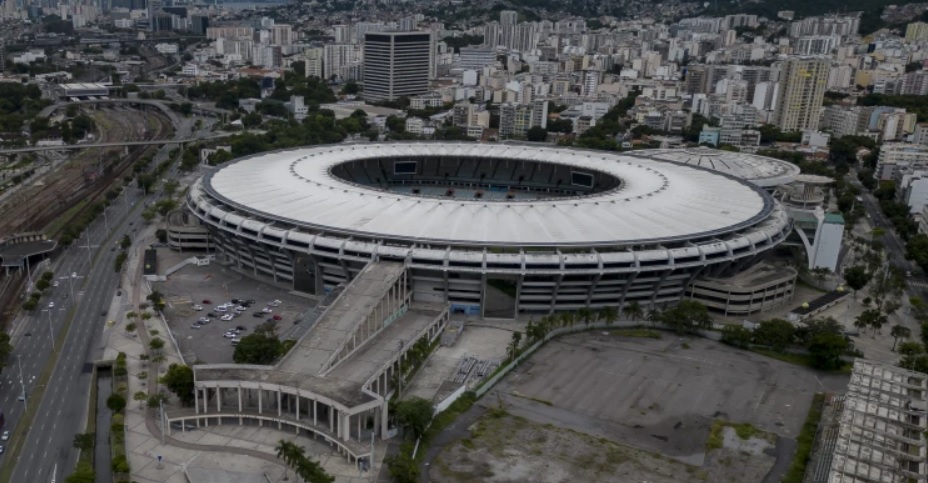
[[59, 271, 84, 301], [41, 307, 63, 349]]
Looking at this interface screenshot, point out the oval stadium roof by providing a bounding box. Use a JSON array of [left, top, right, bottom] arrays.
[[629, 147, 801, 188], [204, 143, 775, 248]]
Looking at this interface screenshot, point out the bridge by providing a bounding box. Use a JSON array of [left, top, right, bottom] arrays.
[[0, 133, 238, 154], [38, 98, 233, 122]]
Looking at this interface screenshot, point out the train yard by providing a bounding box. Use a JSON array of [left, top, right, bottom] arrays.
[[0, 105, 174, 327]]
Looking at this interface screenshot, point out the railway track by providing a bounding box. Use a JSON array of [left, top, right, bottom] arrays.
[[0, 107, 173, 328]]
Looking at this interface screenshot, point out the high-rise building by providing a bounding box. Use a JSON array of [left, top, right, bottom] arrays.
[[304, 48, 323, 78], [904, 21, 928, 42], [323, 44, 355, 81], [270, 24, 292, 46], [773, 57, 830, 132], [499, 100, 548, 138], [362, 31, 433, 101]]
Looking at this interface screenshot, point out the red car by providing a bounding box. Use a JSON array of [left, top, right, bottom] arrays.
[[272, 315, 282, 321], [202, 299, 212, 304]]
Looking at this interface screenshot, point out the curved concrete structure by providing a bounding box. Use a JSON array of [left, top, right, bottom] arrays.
[[186, 142, 794, 315]]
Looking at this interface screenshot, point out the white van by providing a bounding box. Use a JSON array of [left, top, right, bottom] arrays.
[[230, 338, 240, 346]]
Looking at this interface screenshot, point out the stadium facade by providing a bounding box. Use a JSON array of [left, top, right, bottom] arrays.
[[181, 143, 795, 317]]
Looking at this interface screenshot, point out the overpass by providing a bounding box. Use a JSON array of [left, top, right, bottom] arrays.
[[38, 98, 233, 122], [0, 133, 238, 154]]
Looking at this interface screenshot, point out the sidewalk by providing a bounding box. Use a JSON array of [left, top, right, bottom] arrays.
[[110, 222, 384, 483]]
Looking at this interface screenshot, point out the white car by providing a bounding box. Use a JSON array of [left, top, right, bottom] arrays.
[[262, 307, 272, 313], [221, 314, 234, 321], [215, 306, 228, 313], [269, 300, 281, 307], [48, 302, 55, 309], [234, 306, 246, 313], [193, 304, 203, 311], [198, 317, 211, 324], [52, 281, 59, 288], [223, 332, 236, 338], [1, 430, 9, 441], [230, 338, 240, 345]]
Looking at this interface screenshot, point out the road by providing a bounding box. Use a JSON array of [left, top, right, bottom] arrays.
[[848, 172, 928, 299], [2, 109, 195, 482], [0, 188, 146, 483]]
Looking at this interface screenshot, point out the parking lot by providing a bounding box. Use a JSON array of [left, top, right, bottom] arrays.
[[153, 254, 318, 364]]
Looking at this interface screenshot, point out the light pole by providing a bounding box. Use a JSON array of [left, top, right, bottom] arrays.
[[78, 231, 99, 266], [59, 271, 84, 301], [41, 307, 63, 349]]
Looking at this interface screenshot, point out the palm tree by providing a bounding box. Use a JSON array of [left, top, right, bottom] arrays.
[[598, 306, 619, 326], [891, 324, 912, 351], [578, 308, 593, 326], [624, 301, 643, 321], [275, 440, 296, 481], [646, 308, 662, 326]]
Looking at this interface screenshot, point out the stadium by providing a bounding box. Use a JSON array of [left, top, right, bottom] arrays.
[[183, 142, 795, 317]]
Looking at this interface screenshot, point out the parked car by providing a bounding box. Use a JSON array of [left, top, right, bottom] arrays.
[[262, 307, 272, 313], [202, 299, 212, 304], [53, 281, 59, 288], [252, 312, 265, 318], [190, 324, 201, 329], [198, 317, 211, 324], [221, 314, 234, 321], [241, 301, 252, 308], [193, 304, 203, 311], [207, 312, 218, 318], [272, 315, 282, 321], [215, 306, 228, 313], [1, 430, 9, 441], [230, 338, 240, 345], [235, 326, 247, 331], [48, 302, 54, 309], [231, 298, 241, 304]]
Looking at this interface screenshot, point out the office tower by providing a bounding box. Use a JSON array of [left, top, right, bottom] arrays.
[[323, 44, 355, 81], [484, 22, 500, 48], [773, 57, 830, 132], [363, 31, 433, 101]]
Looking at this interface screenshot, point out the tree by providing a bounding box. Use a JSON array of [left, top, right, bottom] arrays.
[[891, 325, 912, 351], [0, 332, 11, 371], [526, 126, 548, 142], [753, 319, 795, 351], [385, 452, 419, 483], [906, 234, 928, 273], [658, 300, 712, 333], [233, 331, 283, 364], [275, 440, 297, 481], [393, 397, 433, 439], [843, 265, 871, 293], [72, 432, 95, 451], [856, 309, 888, 334], [720, 325, 752, 349], [133, 390, 148, 408], [149, 337, 165, 353], [106, 393, 126, 412], [624, 301, 643, 321], [578, 307, 594, 326], [598, 306, 619, 325], [507, 331, 523, 360], [807, 333, 848, 370], [125, 322, 137, 335], [159, 364, 195, 406], [65, 462, 95, 483], [112, 454, 130, 473], [147, 393, 168, 408]]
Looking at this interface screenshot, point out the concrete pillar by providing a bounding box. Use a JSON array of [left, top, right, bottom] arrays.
[[216, 387, 222, 412], [380, 402, 388, 438], [194, 387, 199, 414], [238, 386, 243, 425], [258, 388, 263, 427], [277, 389, 283, 430], [330, 408, 335, 434], [343, 413, 351, 441], [357, 413, 361, 442], [295, 392, 300, 421]]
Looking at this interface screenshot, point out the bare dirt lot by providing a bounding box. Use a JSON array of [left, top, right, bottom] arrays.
[[432, 411, 778, 483], [430, 331, 849, 482]]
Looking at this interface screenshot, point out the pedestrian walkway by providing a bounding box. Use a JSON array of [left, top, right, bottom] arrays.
[[109, 222, 384, 483]]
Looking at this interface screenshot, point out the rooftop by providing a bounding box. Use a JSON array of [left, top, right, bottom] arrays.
[[204, 142, 773, 247], [628, 147, 801, 188]]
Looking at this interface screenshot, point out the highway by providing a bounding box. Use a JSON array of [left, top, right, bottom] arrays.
[[1, 110, 199, 482], [0, 189, 145, 483]]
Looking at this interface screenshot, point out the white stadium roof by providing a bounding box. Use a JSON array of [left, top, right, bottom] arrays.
[[630, 147, 801, 188], [205, 143, 774, 247]]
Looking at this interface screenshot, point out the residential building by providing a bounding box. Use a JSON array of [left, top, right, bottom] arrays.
[[773, 57, 830, 132], [458, 47, 495, 70], [499, 101, 548, 138], [906, 21, 928, 42], [876, 143, 928, 180], [363, 31, 433, 102], [323, 44, 355, 81]]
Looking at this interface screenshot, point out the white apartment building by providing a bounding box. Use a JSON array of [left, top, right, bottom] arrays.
[[324, 44, 356, 81], [876, 143, 928, 180]]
